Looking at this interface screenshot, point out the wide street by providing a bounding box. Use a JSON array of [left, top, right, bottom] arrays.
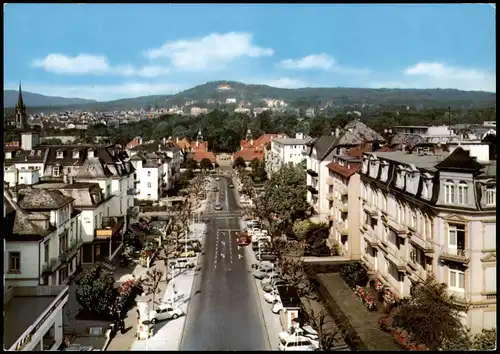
[[180, 175, 270, 350]]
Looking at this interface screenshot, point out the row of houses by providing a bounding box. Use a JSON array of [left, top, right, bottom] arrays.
[[302, 120, 496, 334]]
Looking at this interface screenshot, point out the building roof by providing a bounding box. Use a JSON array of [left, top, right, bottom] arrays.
[[327, 160, 361, 178], [18, 187, 74, 210], [308, 135, 338, 160], [233, 149, 265, 162], [435, 146, 484, 172], [4, 148, 48, 166], [76, 157, 114, 179], [191, 150, 217, 163], [29, 182, 104, 208]]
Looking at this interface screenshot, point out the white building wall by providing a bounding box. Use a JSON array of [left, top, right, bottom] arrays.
[[137, 167, 160, 201], [5, 241, 40, 287]]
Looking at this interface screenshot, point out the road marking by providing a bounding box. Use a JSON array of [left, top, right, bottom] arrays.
[[228, 229, 233, 264]]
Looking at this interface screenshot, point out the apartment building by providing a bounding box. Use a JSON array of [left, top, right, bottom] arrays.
[[265, 135, 308, 178], [130, 152, 165, 201], [358, 145, 496, 333], [306, 120, 384, 221], [3, 188, 81, 287]]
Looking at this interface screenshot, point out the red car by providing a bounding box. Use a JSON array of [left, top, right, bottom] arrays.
[[237, 232, 251, 246]]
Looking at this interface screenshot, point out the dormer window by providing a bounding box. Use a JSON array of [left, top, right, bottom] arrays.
[[485, 186, 496, 206], [29, 150, 35, 156], [56, 150, 64, 159], [396, 167, 406, 189], [72, 149, 80, 159], [444, 180, 456, 204], [380, 161, 389, 181], [6, 151, 12, 159], [53, 166, 60, 177], [457, 181, 468, 205], [88, 148, 95, 158], [362, 158, 369, 174]]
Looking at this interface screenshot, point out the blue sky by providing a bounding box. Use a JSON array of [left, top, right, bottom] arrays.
[[4, 3, 496, 101]]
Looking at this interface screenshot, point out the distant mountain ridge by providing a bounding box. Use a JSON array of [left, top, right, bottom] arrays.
[[3, 81, 496, 111], [3, 90, 97, 108]]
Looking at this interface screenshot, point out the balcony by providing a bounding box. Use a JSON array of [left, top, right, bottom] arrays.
[[307, 169, 318, 177], [127, 206, 139, 217], [448, 290, 471, 308], [386, 218, 409, 236], [363, 227, 378, 247], [339, 186, 348, 196], [95, 216, 125, 239], [340, 202, 349, 213], [362, 201, 378, 217], [326, 193, 335, 201], [385, 247, 407, 271], [127, 188, 137, 196], [307, 186, 318, 195], [439, 247, 470, 265], [409, 233, 434, 254], [326, 177, 334, 186], [42, 257, 60, 275], [326, 214, 335, 221], [134, 179, 140, 185]]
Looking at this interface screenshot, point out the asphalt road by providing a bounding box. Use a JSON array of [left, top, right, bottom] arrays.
[[180, 175, 270, 351]]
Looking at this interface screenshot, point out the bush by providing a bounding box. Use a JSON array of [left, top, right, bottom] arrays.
[[76, 265, 116, 316], [340, 262, 368, 287]]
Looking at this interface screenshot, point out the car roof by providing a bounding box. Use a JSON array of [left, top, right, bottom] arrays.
[[278, 333, 311, 342]]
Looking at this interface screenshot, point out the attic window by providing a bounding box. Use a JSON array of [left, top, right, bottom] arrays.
[[56, 150, 64, 159], [6, 152, 12, 159], [73, 150, 80, 159], [37, 150, 42, 156], [29, 150, 35, 156], [53, 166, 60, 177]]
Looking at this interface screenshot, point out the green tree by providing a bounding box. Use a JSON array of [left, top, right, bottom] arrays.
[[393, 275, 470, 350], [199, 157, 213, 172], [76, 265, 116, 316], [143, 268, 164, 308], [250, 159, 266, 182], [187, 159, 198, 170], [233, 156, 247, 169], [264, 163, 309, 227]]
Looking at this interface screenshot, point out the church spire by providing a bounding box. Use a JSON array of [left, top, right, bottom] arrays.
[[17, 81, 25, 110]]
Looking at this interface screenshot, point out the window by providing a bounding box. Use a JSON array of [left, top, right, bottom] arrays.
[[411, 211, 417, 229], [409, 245, 417, 263], [44, 242, 50, 263], [147, 171, 151, 177], [53, 166, 60, 177], [449, 269, 465, 290], [147, 182, 152, 188], [448, 224, 465, 250], [485, 187, 496, 206], [8, 252, 21, 273], [457, 181, 468, 205], [445, 180, 455, 203], [95, 244, 101, 257], [422, 181, 429, 199], [59, 233, 68, 253], [382, 196, 387, 211], [371, 189, 377, 206], [147, 193, 152, 199], [56, 150, 63, 159]]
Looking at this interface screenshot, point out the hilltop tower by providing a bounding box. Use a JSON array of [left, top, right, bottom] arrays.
[[15, 82, 28, 130]]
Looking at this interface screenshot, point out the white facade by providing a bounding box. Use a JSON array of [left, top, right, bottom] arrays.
[[4, 167, 41, 187], [306, 147, 336, 221], [358, 149, 496, 334], [265, 137, 307, 178], [137, 165, 161, 201]]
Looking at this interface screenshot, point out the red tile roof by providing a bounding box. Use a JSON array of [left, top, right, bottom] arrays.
[[126, 138, 141, 150], [233, 149, 265, 162], [192, 150, 216, 163], [190, 140, 208, 152], [240, 134, 287, 150], [326, 161, 361, 178]]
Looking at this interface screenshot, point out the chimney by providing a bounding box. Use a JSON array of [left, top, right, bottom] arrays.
[[335, 126, 340, 137]]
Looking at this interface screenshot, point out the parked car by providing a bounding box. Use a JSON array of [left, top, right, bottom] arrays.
[[262, 280, 287, 293], [179, 250, 196, 258], [291, 326, 319, 347], [150, 305, 184, 323], [264, 290, 280, 304], [261, 274, 282, 286], [272, 299, 283, 314], [253, 267, 275, 280], [170, 258, 196, 269], [256, 252, 278, 262], [277, 332, 319, 351]]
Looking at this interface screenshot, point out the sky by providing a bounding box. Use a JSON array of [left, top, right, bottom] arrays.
[[4, 3, 496, 101]]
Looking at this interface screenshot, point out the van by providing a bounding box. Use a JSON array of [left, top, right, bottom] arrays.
[[277, 333, 318, 351]]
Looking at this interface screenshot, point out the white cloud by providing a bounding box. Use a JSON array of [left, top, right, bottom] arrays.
[[280, 53, 334, 70], [31, 53, 170, 78], [143, 32, 274, 70], [370, 62, 496, 92], [279, 53, 370, 75], [259, 77, 310, 89], [8, 82, 186, 101]]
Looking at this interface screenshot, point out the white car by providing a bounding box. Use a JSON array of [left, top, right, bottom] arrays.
[[292, 326, 319, 347], [150, 304, 184, 323], [272, 299, 283, 314], [261, 274, 282, 286], [264, 290, 280, 304], [278, 332, 319, 351]]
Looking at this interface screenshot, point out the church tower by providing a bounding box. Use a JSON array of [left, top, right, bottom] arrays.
[[15, 82, 28, 130]]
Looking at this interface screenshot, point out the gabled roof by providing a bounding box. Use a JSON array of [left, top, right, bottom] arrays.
[[435, 147, 483, 172], [233, 149, 265, 162], [191, 150, 217, 163], [18, 188, 74, 210], [76, 158, 114, 179]]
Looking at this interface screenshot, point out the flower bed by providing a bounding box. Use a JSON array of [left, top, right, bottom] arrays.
[[354, 285, 377, 311], [114, 279, 142, 314], [378, 316, 428, 351]]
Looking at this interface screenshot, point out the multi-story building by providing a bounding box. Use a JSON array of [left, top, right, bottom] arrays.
[[3, 187, 82, 287], [265, 134, 309, 178], [306, 120, 384, 221], [233, 130, 287, 165], [358, 145, 496, 333], [130, 152, 165, 201]]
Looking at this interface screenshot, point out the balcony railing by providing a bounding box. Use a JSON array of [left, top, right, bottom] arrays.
[[340, 202, 349, 213], [448, 290, 471, 307], [326, 177, 334, 185], [385, 247, 407, 271], [386, 218, 409, 236], [42, 257, 61, 274], [440, 247, 470, 265], [306, 169, 318, 177], [96, 216, 125, 239], [127, 188, 137, 196], [326, 193, 335, 201], [339, 186, 348, 196], [410, 233, 434, 254], [362, 201, 378, 217], [307, 186, 318, 194], [327, 214, 335, 221], [363, 226, 378, 247]]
